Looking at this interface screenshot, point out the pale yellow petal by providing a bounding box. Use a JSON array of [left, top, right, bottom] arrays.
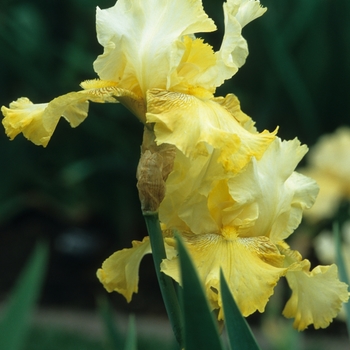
[[146, 89, 276, 172], [234, 0, 268, 28], [283, 262, 349, 330], [300, 169, 343, 221], [278, 245, 349, 330], [308, 127, 350, 183], [301, 127, 350, 221], [207, 179, 259, 232], [195, 0, 267, 88], [227, 138, 319, 241], [93, 0, 216, 97], [96, 237, 152, 302], [161, 232, 286, 318]]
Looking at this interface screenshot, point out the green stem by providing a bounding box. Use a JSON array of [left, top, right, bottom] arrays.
[[143, 212, 183, 348]]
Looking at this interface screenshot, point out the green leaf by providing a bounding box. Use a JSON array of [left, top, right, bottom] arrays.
[[143, 213, 183, 347], [220, 270, 261, 350], [124, 315, 137, 350], [176, 235, 224, 350], [334, 222, 350, 338], [0, 242, 48, 350], [97, 296, 124, 350]]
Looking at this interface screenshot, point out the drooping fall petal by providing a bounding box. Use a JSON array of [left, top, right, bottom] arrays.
[[281, 247, 349, 330], [97, 237, 152, 302], [97, 236, 177, 302], [161, 232, 286, 319], [1, 81, 121, 147], [146, 88, 276, 172]]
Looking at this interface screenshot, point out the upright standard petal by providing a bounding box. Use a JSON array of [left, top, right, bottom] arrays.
[[191, 0, 267, 89], [226, 138, 319, 241], [159, 148, 230, 234], [146, 89, 276, 172], [94, 0, 216, 97], [281, 247, 349, 330]]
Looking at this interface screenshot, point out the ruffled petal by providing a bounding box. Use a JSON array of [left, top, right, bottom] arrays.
[[161, 232, 286, 319], [1, 82, 121, 147], [195, 0, 267, 88], [96, 237, 152, 302], [81, 79, 146, 121], [281, 248, 349, 330], [2, 98, 51, 146], [146, 89, 276, 172], [93, 0, 216, 97], [159, 149, 228, 234], [97, 236, 177, 302], [226, 138, 319, 241]]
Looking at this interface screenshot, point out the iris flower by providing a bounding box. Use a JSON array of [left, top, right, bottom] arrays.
[[97, 137, 349, 330], [1, 0, 275, 172], [301, 127, 350, 222]]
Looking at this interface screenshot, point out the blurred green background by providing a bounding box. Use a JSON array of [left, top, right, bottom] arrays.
[[0, 0, 349, 349]]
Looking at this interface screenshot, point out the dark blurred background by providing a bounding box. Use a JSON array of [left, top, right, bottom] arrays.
[[0, 0, 349, 336]]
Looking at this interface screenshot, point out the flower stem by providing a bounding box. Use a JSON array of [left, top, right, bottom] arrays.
[[143, 212, 183, 347]]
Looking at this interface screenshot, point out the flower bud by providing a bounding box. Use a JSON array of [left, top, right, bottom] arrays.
[[137, 127, 176, 213]]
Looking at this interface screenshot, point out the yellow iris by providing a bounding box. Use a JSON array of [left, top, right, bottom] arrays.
[[2, 0, 272, 174], [97, 137, 349, 330], [3, 0, 348, 333]]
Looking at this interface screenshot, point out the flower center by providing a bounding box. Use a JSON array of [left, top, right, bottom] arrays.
[[221, 226, 238, 240]]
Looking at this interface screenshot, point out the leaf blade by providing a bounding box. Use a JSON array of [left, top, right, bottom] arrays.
[[220, 269, 261, 350], [0, 242, 48, 350], [176, 235, 224, 350]]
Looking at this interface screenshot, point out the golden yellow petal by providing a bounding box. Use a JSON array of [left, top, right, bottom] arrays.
[[283, 262, 349, 330], [81, 79, 146, 121], [1, 84, 123, 146], [96, 237, 152, 302], [161, 232, 286, 318], [146, 89, 276, 172], [1, 98, 50, 146], [94, 0, 216, 97], [97, 236, 177, 302], [169, 36, 216, 96], [213, 93, 257, 132], [159, 148, 232, 234]]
